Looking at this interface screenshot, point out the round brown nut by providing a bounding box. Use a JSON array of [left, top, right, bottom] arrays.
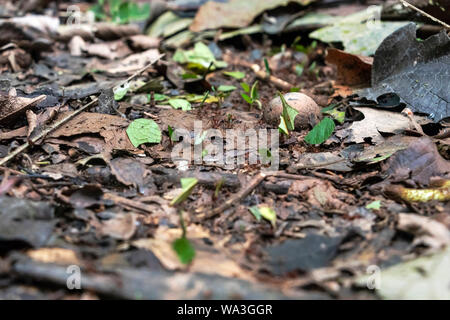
[[264, 92, 321, 130]]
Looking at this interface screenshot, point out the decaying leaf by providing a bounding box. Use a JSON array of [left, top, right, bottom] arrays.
[[384, 137, 450, 186], [385, 180, 450, 203], [310, 6, 410, 56], [95, 212, 137, 240], [0, 94, 46, 124], [359, 23, 450, 122], [109, 157, 146, 189], [397, 213, 450, 249], [337, 107, 412, 144], [190, 0, 314, 32], [357, 247, 450, 299], [326, 48, 372, 86]]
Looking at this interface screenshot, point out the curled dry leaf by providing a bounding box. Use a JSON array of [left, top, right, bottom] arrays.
[[0, 94, 46, 124]]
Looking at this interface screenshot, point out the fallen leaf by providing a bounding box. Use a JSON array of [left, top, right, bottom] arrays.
[[326, 48, 372, 86], [109, 157, 146, 189], [96, 212, 137, 240], [190, 0, 314, 32], [384, 137, 450, 185], [359, 23, 450, 122], [0, 94, 46, 124], [357, 247, 450, 299], [310, 6, 410, 56], [337, 107, 412, 144], [126, 118, 161, 147], [397, 213, 450, 249]]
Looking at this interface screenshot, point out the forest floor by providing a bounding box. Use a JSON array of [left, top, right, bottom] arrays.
[[0, 0, 449, 300]]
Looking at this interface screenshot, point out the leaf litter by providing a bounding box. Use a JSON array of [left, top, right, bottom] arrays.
[[0, 0, 449, 301]]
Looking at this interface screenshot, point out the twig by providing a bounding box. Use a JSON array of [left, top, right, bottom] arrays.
[[249, 63, 293, 91], [197, 171, 310, 219], [0, 55, 163, 167], [399, 0, 450, 29]]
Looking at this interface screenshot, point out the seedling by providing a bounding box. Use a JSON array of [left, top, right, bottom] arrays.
[[240, 81, 262, 109]]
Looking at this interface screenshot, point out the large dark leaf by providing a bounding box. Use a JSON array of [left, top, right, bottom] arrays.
[[359, 23, 450, 122]]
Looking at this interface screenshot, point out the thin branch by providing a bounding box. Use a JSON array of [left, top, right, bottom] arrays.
[[0, 54, 164, 167], [399, 0, 450, 29]]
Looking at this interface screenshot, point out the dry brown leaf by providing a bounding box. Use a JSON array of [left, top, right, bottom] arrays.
[[132, 225, 251, 280], [337, 107, 412, 144], [384, 137, 450, 185], [397, 213, 450, 249], [95, 212, 137, 240], [88, 49, 161, 74], [0, 93, 46, 124], [326, 48, 372, 86], [109, 157, 146, 189]]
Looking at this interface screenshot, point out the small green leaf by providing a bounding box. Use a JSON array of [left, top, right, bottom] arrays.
[[249, 206, 262, 221], [295, 64, 304, 76], [217, 85, 237, 92], [168, 125, 175, 141], [241, 93, 253, 104], [264, 58, 271, 75], [250, 81, 259, 100], [113, 84, 129, 101], [304, 117, 335, 145], [366, 200, 381, 210], [153, 93, 168, 102], [170, 177, 198, 206], [278, 92, 299, 134], [240, 82, 250, 93], [224, 71, 245, 80], [168, 98, 191, 111], [323, 108, 345, 124], [173, 237, 195, 264], [249, 205, 277, 227], [126, 118, 161, 147]]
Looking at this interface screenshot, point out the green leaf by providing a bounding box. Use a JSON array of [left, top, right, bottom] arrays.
[[116, 1, 150, 24], [168, 98, 191, 111], [366, 200, 381, 210], [250, 81, 259, 100], [249, 206, 277, 227], [278, 92, 299, 134], [173, 237, 195, 264], [153, 93, 168, 102], [224, 71, 245, 80], [126, 118, 161, 147], [323, 108, 345, 124], [168, 125, 175, 141], [170, 177, 198, 206], [173, 42, 227, 71], [240, 82, 250, 93], [241, 93, 253, 104], [113, 83, 129, 101], [309, 6, 410, 55], [217, 85, 237, 92], [295, 64, 304, 76], [264, 58, 271, 75], [304, 117, 335, 145]]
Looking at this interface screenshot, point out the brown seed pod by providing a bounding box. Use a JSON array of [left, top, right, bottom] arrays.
[[264, 92, 321, 130]]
